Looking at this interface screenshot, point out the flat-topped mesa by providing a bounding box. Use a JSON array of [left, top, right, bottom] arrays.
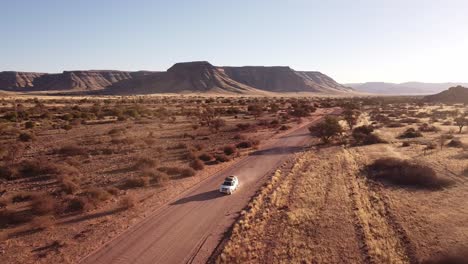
[[107, 61, 261, 94], [0, 61, 353, 95], [0, 71, 45, 89]]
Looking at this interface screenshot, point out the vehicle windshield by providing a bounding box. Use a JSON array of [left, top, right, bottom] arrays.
[[222, 181, 234, 186]]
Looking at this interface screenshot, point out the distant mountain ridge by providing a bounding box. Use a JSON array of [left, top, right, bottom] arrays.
[[424, 86, 468, 103], [0, 61, 353, 95], [348, 82, 468, 95]]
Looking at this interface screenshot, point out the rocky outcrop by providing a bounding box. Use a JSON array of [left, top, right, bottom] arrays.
[[424, 86, 468, 103]]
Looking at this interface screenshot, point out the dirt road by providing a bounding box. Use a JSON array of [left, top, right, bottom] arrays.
[[80, 108, 339, 264]]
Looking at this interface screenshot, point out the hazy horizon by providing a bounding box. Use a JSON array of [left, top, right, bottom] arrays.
[[1, 0, 467, 84]]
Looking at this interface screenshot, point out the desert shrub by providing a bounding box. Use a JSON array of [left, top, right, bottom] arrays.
[[419, 123, 439, 132], [158, 166, 182, 175], [279, 125, 290, 130], [64, 197, 93, 213], [0, 209, 32, 227], [144, 170, 169, 185], [106, 187, 120, 196], [193, 143, 205, 151], [18, 132, 34, 142], [180, 168, 196, 177], [12, 192, 34, 203], [401, 118, 420, 124], [122, 177, 150, 189], [189, 159, 205, 170], [85, 188, 111, 202], [17, 160, 59, 178], [119, 196, 135, 209], [31, 194, 56, 215], [236, 123, 251, 131], [424, 142, 437, 150], [170, 142, 187, 150], [463, 167, 468, 177], [215, 154, 230, 162], [111, 136, 135, 145], [108, 127, 125, 135], [398, 128, 422, 138], [236, 140, 252, 149], [352, 125, 386, 146], [56, 144, 86, 156], [61, 179, 80, 194], [423, 248, 468, 264], [442, 121, 452, 126], [25, 121, 35, 129], [198, 152, 214, 162], [270, 119, 280, 126], [257, 119, 269, 126], [402, 142, 411, 147], [223, 145, 236, 155], [0, 165, 17, 180], [386, 122, 405, 128], [365, 158, 451, 189], [447, 138, 464, 148], [233, 133, 245, 140], [133, 157, 158, 170]]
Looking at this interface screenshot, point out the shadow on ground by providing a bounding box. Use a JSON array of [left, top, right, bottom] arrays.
[[251, 146, 306, 156], [170, 190, 224, 205]]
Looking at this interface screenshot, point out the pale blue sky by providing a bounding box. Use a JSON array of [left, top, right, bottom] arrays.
[[1, 0, 467, 83]]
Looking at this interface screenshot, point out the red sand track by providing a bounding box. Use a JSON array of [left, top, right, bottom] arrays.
[[80, 108, 340, 264]]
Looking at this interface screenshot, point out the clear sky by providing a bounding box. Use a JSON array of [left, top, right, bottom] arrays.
[[1, 0, 467, 83]]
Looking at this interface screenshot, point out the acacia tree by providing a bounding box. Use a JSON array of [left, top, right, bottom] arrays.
[[343, 109, 361, 130], [211, 118, 226, 133], [308, 116, 343, 143], [247, 104, 263, 119], [455, 114, 467, 133]]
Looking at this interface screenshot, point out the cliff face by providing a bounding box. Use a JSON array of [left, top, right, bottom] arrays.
[[424, 86, 468, 103], [221, 66, 351, 93], [0, 71, 45, 89]]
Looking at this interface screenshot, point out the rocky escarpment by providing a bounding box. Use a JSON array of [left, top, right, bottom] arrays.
[[220, 66, 351, 93], [0, 70, 151, 91], [296, 71, 353, 92], [32, 71, 135, 91], [106, 61, 263, 94], [424, 86, 468, 103], [1, 61, 353, 95], [0, 71, 45, 89]]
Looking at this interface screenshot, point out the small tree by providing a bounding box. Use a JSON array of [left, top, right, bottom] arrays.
[[455, 115, 467, 134], [247, 104, 263, 119], [343, 108, 360, 130], [211, 118, 226, 132], [308, 116, 343, 143]]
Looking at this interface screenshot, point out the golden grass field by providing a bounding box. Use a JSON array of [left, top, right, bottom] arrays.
[[217, 102, 467, 263]]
